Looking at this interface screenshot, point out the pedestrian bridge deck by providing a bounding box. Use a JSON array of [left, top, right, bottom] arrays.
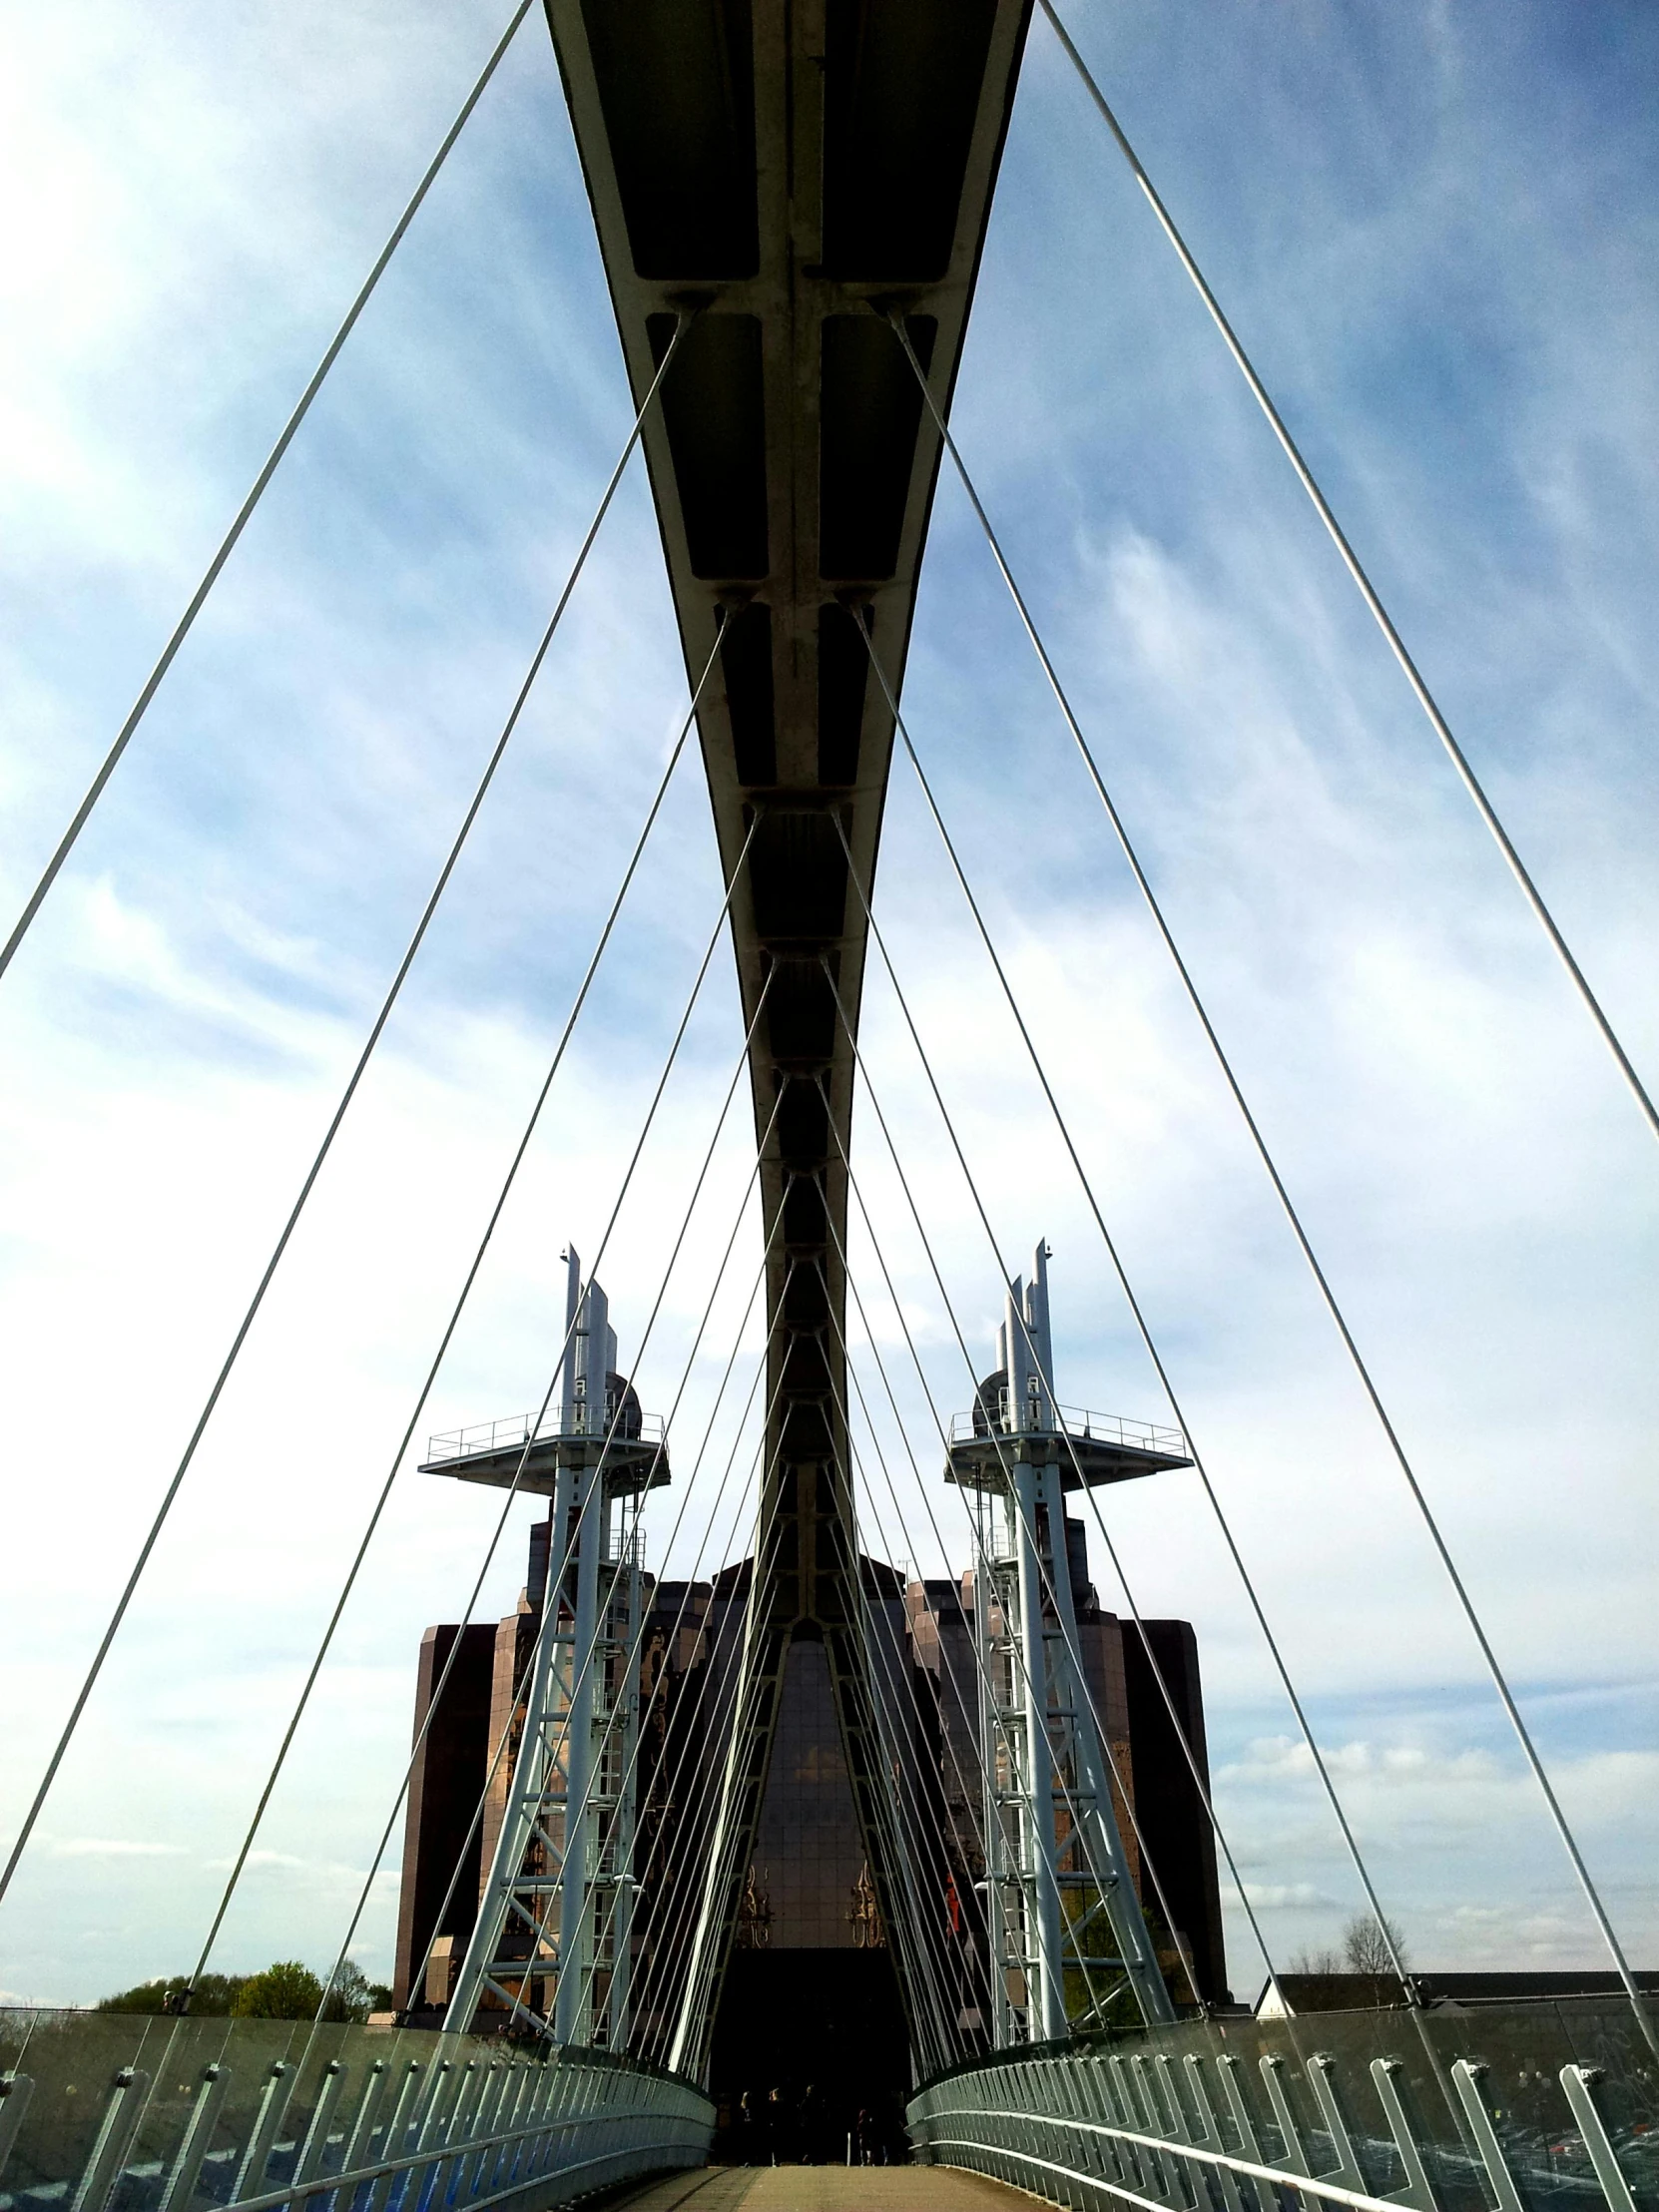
[[615, 2170, 1022, 2212]]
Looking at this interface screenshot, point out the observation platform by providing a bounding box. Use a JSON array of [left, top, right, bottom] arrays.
[[945, 1398, 1191, 1491], [419, 1397, 669, 1496]]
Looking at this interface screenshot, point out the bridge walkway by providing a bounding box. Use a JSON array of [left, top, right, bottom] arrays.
[[613, 2166, 1023, 2212]]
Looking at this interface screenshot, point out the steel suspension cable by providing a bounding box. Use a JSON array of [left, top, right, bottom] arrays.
[[405, 1326, 777, 2035], [1030, 1, 1659, 1150], [830, 1382, 1096, 2052], [817, 1249, 1134, 2037], [416, 1097, 786, 2032], [814, 1371, 979, 2062], [411, 1359, 780, 2049], [836, 1514, 963, 2074], [188, 624, 726, 1992], [568, 1292, 797, 2048], [833, 1049, 1493, 2141], [646, 1431, 793, 2064], [0, 0, 539, 983], [821, 975, 1282, 2001], [831, 774, 1395, 1995], [826, 1309, 991, 1883], [824, 1240, 1206, 2018], [299, 813, 759, 2021], [857, 389, 1658, 2045], [826, 1182, 1223, 2021], [828, 993, 1494, 2121], [401, 1227, 790, 2039], [0, 315, 695, 1916]]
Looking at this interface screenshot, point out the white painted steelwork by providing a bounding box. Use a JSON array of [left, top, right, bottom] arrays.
[[440, 1254, 660, 2045], [908, 2022, 1653, 2212], [951, 1243, 1175, 2044]]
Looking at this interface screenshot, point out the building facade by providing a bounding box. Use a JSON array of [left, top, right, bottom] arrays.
[[394, 1509, 1228, 2050]]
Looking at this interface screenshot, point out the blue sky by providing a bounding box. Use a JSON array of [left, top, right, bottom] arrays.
[[0, 0, 1654, 2007]]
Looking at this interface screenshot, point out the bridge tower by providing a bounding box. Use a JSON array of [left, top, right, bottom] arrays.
[[431, 1250, 669, 2043], [948, 1243, 1188, 2041]]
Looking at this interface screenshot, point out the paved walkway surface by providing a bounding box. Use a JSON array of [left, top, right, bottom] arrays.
[[614, 2165, 1026, 2211]]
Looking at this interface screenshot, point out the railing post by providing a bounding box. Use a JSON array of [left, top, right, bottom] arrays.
[[363, 2062, 423, 2212], [332, 2057, 390, 2212], [400, 2056, 458, 2212], [1184, 2055, 1246, 2212], [1087, 2050, 1135, 2199], [1258, 2053, 1312, 2180], [0, 2073, 37, 2192], [1448, 2060, 1526, 2212], [1105, 2054, 1155, 2198], [1305, 2054, 1370, 2199], [1216, 2054, 1277, 2212], [290, 2060, 350, 2205], [1157, 2049, 1211, 2212], [1558, 2066, 1639, 2212], [1131, 2052, 1188, 2204], [69, 2066, 152, 2212], [425, 2059, 481, 2212], [157, 2061, 232, 2212], [1368, 2057, 1441, 2212]]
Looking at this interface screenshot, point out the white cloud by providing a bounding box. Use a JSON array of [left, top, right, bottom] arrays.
[[0, 0, 1653, 2011], [48, 1839, 191, 1860]]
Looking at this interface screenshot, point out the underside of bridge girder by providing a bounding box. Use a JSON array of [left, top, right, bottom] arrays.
[[545, 0, 1032, 2058]]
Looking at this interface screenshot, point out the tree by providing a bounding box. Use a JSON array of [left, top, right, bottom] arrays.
[[97, 1972, 247, 2015], [1342, 1913, 1408, 1979], [233, 1960, 325, 2019], [319, 1961, 388, 2023]]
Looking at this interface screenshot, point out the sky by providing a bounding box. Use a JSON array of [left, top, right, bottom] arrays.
[[0, 0, 1655, 2010]]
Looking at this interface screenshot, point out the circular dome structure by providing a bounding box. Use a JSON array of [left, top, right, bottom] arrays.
[[604, 1370, 643, 1440]]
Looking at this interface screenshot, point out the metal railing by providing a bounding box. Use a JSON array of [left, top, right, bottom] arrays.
[[908, 1998, 1659, 2212], [0, 2014, 711, 2212], [948, 1401, 1187, 1457], [424, 1410, 665, 1465]]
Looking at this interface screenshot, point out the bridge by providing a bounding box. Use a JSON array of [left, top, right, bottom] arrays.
[[1, 6, 1655, 2212]]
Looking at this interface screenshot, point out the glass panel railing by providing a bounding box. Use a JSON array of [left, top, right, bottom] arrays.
[[0, 2012, 711, 2212], [910, 1997, 1659, 2212]]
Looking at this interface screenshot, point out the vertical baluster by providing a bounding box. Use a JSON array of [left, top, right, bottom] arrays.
[[0, 2075, 37, 2191], [1369, 2057, 1441, 2212], [157, 2064, 231, 2212], [1158, 2050, 1215, 2212], [1258, 2056, 1312, 2180], [1131, 2053, 1188, 2205], [1071, 2055, 1105, 2200], [1305, 2055, 1370, 2197], [1216, 2054, 1278, 2212], [526, 2061, 562, 2186], [1448, 2060, 1525, 2212], [331, 2060, 389, 2212], [1068, 2053, 1105, 2212], [362, 2064, 422, 2212], [1184, 2055, 1245, 2212], [1558, 2066, 1639, 2212], [396, 2063, 456, 2212], [453, 2063, 507, 2205], [289, 2061, 350, 2211], [1024, 2061, 1046, 2188], [231, 2064, 295, 2208], [490, 2066, 534, 2194], [1109, 2055, 1160, 2198], [70, 2068, 153, 2212], [425, 2062, 481, 2212]]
